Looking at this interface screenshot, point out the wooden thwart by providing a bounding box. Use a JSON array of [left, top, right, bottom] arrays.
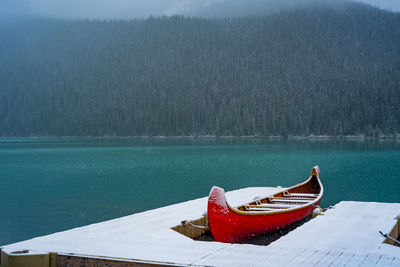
[[244, 204, 291, 210], [283, 193, 318, 198], [269, 198, 310, 203]]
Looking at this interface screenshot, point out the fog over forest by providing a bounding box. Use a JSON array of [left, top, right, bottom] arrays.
[[0, 0, 399, 138], [0, 0, 399, 19], [1, 1, 399, 137]]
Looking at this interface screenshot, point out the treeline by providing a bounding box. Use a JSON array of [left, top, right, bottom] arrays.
[[0, 3, 400, 137]]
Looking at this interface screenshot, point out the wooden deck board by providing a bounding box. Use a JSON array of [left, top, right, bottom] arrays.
[[390, 257, 400, 266], [344, 254, 369, 267], [376, 255, 395, 266], [302, 250, 331, 265], [360, 254, 382, 266], [328, 252, 354, 267], [314, 250, 342, 266], [285, 249, 318, 266]]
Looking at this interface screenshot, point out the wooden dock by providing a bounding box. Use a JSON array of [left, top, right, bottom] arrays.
[[1, 187, 399, 266]]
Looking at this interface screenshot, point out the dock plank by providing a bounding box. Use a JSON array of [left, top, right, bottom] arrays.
[[344, 254, 368, 267], [285, 249, 318, 266], [302, 250, 331, 265], [314, 250, 342, 266], [329, 252, 355, 267], [275, 248, 307, 266], [376, 255, 395, 266], [360, 254, 382, 266], [390, 257, 400, 266]]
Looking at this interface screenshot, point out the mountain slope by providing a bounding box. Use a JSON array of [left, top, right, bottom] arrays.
[[0, 2, 399, 137]]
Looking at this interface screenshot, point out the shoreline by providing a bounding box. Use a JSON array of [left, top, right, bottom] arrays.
[[1, 134, 400, 140]]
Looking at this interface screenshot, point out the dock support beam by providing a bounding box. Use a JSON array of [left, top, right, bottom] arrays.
[[0, 249, 57, 267]]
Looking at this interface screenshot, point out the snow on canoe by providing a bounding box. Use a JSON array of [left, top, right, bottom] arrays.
[[207, 166, 323, 243]]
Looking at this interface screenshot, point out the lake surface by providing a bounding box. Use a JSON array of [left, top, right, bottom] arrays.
[[1, 137, 399, 246]]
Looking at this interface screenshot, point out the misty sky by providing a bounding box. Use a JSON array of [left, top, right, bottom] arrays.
[[356, 0, 400, 12], [1, 0, 399, 19]]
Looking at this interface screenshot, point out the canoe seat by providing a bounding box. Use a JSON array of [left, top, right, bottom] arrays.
[[269, 197, 310, 204], [244, 204, 291, 209], [244, 207, 284, 212], [283, 192, 318, 198]]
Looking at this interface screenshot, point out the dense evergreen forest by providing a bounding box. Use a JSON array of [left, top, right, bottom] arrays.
[[0, 2, 400, 137]]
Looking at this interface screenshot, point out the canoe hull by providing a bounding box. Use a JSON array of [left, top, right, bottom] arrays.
[[207, 166, 323, 243], [208, 186, 321, 243]]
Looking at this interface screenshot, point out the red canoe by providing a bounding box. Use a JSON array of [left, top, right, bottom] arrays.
[[207, 166, 323, 243]]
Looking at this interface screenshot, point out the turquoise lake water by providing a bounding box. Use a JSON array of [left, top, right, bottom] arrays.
[[1, 138, 400, 246]]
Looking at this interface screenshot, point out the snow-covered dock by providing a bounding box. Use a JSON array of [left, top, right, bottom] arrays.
[[1, 187, 399, 266]]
